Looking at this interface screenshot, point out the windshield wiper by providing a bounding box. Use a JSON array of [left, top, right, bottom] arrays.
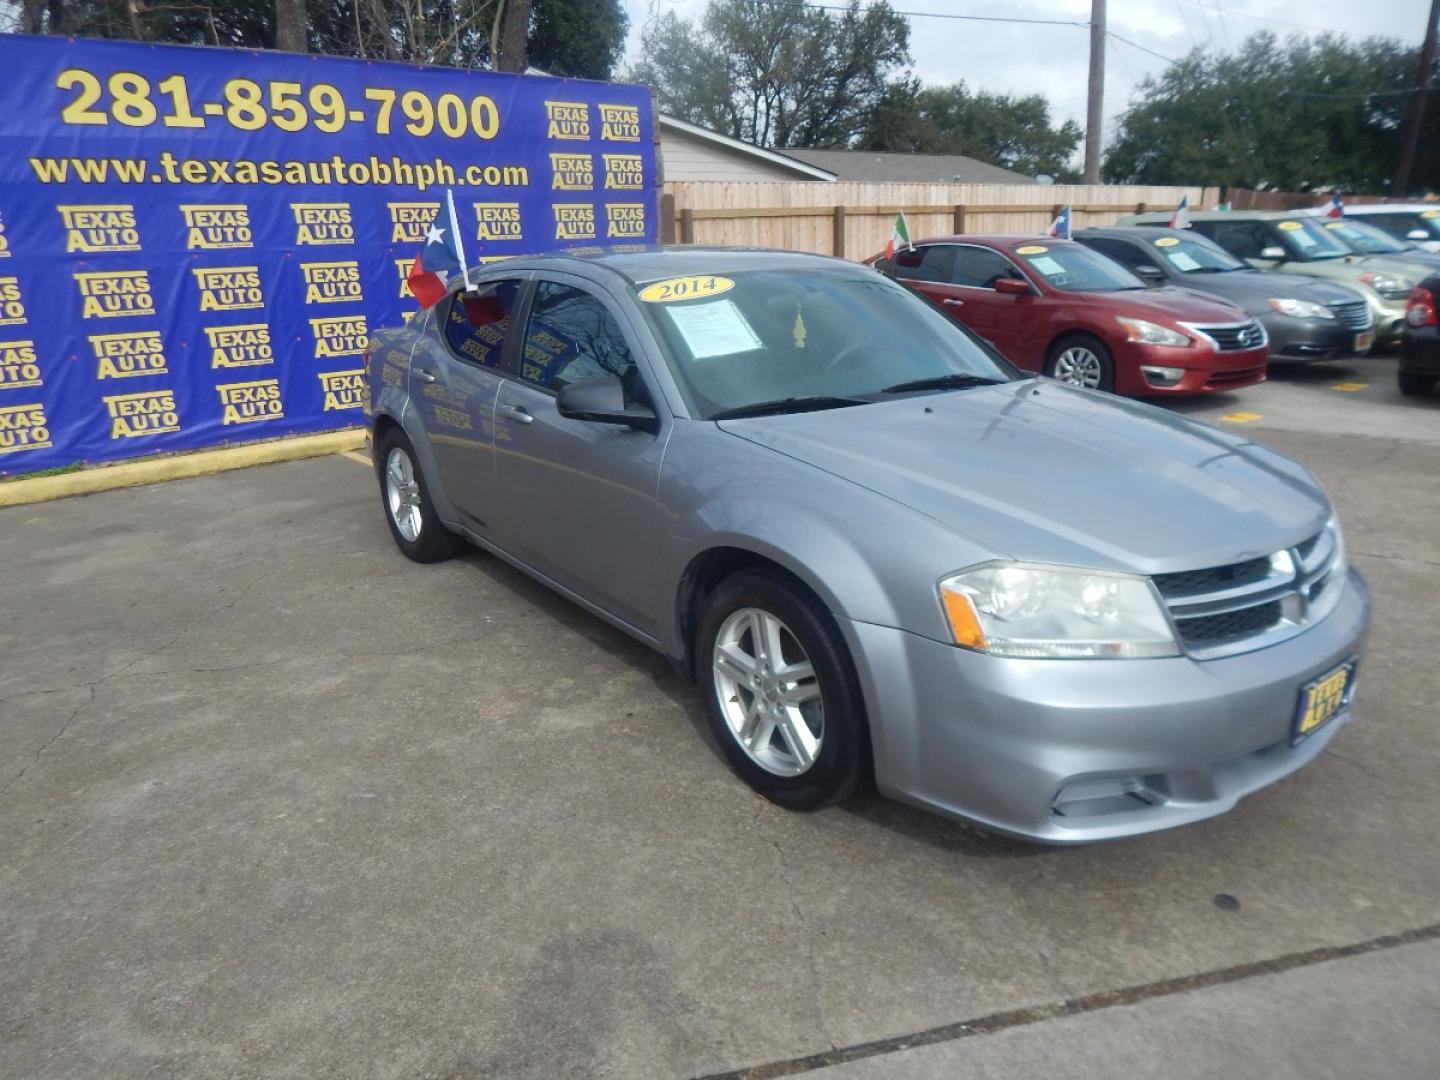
[[880, 373, 1005, 395], [711, 395, 870, 420]]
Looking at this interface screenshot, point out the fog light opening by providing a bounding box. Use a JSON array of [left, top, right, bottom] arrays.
[[1140, 365, 1187, 387]]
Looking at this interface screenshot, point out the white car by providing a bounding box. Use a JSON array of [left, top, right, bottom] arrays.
[[1332, 203, 1440, 253]]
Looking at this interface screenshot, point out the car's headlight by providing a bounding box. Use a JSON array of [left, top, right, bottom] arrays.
[[1115, 316, 1190, 347], [938, 564, 1180, 659], [1359, 271, 1414, 298], [1268, 298, 1335, 319]]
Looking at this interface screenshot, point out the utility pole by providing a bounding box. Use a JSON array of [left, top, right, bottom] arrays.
[[1084, 0, 1105, 184], [1393, 0, 1440, 197]]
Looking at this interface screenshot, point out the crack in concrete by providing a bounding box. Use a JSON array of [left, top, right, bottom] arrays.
[[1350, 549, 1440, 570], [1034, 947, 1077, 1002], [690, 923, 1440, 1080], [1, 684, 95, 796], [771, 838, 838, 1055]]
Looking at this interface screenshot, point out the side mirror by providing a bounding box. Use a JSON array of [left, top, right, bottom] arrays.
[[1259, 246, 1286, 261], [556, 375, 659, 433], [1408, 229, 1430, 241], [1133, 264, 1165, 285], [994, 277, 1033, 296]]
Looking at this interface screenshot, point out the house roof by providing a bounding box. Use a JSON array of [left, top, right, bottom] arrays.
[[780, 148, 1034, 185], [657, 115, 838, 181]]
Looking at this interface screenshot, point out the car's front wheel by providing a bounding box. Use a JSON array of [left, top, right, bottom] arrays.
[[1046, 334, 1115, 392], [696, 569, 869, 810], [375, 427, 462, 563]]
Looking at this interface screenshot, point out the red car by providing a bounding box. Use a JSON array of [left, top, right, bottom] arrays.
[[869, 235, 1269, 395]]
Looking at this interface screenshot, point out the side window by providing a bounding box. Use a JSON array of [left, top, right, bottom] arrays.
[[1087, 238, 1156, 272], [519, 281, 640, 396], [951, 247, 1023, 289], [1207, 222, 1265, 260], [441, 279, 521, 370], [892, 245, 955, 283]]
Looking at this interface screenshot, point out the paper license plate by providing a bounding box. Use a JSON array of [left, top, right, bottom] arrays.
[[1293, 660, 1357, 743], [1354, 332, 1374, 352]]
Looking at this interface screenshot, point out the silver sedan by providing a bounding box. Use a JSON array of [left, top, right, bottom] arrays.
[[364, 248, 1369, 843]]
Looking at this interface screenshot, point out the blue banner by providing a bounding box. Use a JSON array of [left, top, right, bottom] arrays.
[[0, 34, 658, 474]]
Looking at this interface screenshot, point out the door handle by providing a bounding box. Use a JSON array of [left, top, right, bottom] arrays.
[[942, 298, 964, 307], [414, 367, 438, 384], [499, 403, 534, 425]]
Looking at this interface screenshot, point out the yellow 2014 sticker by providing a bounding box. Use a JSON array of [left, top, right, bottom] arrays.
[[1424, 209, 1440, 219], [1154, 236, 1180, 247], [637, 275, 734, 303], [1324, 221, 1345, 229], [1016, 245, 1048, 255], [1278, 221, 1303, 230]]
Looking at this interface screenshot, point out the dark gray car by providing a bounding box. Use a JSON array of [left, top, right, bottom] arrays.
[[1076, 227, 1374, 362], [365, 247, 1369, 844]]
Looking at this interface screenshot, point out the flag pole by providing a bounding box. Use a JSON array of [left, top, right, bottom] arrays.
[[446, 188, 471, 292]]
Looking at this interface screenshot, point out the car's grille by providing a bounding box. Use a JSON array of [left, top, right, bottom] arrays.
[[1330, 300, 1373, 330], [1192, 321, 1267, 351], [1154, 528, 1341, 658], [1177, 601, 1284, 645], [1153, 555, 1272, 597], [1204, 366, 1266, 389]]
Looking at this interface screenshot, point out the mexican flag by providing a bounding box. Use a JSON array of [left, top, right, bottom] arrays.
[[883, 212, 912, 260]]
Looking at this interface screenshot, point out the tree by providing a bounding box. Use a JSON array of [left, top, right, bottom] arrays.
[[628, 0, 910, 148], [860, 80, 1082, 180], [527, 0, 626, 80], [274, 0, 304, 52], [1104, 31, 1439, 194]]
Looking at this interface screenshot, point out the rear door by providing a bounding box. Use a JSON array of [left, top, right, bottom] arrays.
[[407, 276, 526, 534], [489, 275, 668, 635]]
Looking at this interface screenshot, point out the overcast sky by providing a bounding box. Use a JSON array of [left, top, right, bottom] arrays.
[[619, 0, 1430, 148]]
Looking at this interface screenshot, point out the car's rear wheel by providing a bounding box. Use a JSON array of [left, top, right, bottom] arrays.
[[1046, 334, 1115, 392], [1398, 369, 1438, 397], [375, 427, 462, 563], [696, 569, 868, 810]]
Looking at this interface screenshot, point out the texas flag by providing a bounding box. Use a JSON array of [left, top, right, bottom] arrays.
[[407, 188, 470, 308], [1169, 195, 1190, 229], [1324, 194, 1344, 218], [1047, 205, 1071, 240]]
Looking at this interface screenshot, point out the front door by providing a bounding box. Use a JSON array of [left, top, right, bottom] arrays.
[[407, 277, 524, 534], [944, 245, 1036, 367], [490, 276, 668, 636]]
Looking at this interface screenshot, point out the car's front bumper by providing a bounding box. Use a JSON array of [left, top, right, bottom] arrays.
[[1261, 313, 1374, 362], [1116, 341, 1268, 396], [841, 567, 1371, 844]]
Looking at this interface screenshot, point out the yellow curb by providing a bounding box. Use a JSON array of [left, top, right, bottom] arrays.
[[1219, 411, 1264, 424], [0, 430, 366, 509]]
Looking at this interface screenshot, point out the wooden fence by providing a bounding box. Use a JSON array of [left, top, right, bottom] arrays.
[[660, 181, 1224, 260]]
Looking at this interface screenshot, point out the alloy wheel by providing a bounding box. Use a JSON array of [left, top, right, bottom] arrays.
[[384, 446, 423, 542], [1053, 346, 1104, 389], [712, 607, 824, 777]]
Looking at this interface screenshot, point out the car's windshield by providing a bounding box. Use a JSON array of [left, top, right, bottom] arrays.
[[1146, 233, 1245, 274], [635, 270, 1017, 419], [1319, 219, 1410, 255], [1009, 242, 1146, 292], [1274, 218, 1351, 260], [1362, 209, 1440, 241]]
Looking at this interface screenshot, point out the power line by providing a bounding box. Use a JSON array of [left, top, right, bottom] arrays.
[[1106, 30, 1178, 64], [1176, 0, 1356, 37]]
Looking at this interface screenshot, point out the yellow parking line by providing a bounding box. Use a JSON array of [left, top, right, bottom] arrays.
[[1219, 412, 1263, 424], [341, 451, 372, 467], [1331, 382, 1368, 392]]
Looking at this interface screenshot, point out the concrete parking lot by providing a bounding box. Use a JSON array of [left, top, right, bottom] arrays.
[[2, 355, 1437, 1079]]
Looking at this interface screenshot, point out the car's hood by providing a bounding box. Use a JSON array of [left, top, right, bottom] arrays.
[[1090, 286, 1248, 323], [1354, 252, 1438, 279], [718, 381, 1328, 574], [1166, 271, 1362, 316]]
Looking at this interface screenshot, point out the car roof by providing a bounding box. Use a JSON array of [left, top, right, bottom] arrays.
[[475, 245, 859, 286], [1075, 225, 1194, 242], [905, 234, 1081, 249], [1122, 209, 1324, 224], [1340, 203, 1438, 214]]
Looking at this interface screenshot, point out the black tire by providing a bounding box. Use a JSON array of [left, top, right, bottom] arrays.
[[1398, 369, 1438, 397], [1045, 333, 1116, 393], [374, 427, 462, 563], [695, 569, 870, 811]]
